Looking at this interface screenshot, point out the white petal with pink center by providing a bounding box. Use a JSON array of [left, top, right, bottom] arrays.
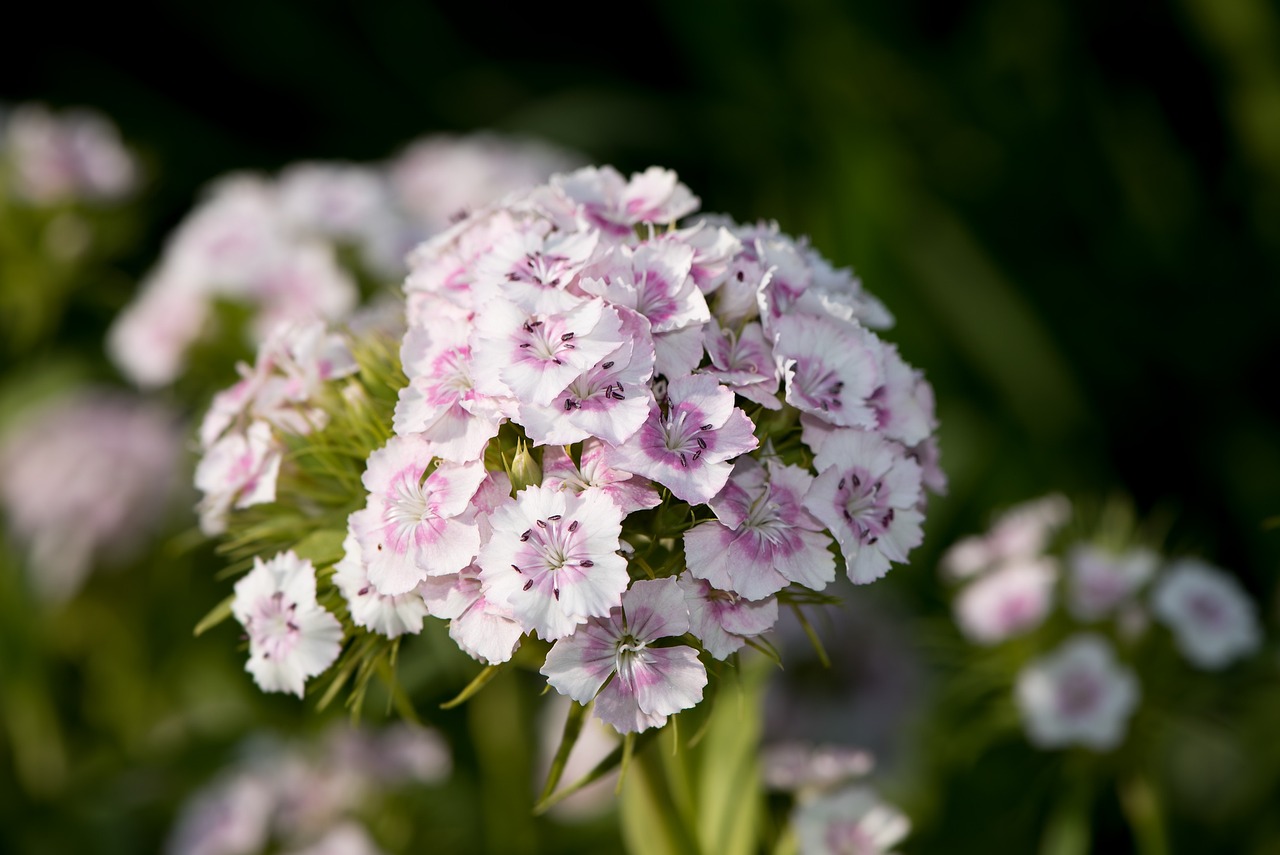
[[805, 429, 924, 584], [579, 242, 707, 334], [684, 458, 834, 599], [869, 342, 936, 447], [232, 551, 343, 697], [542, 577, 708, 733], [471, 217, 599, 302], [358, 435, 487, 596], [394, 320, 504, 461], [939, 494, 1071, 580], [334, 510, 430, 638], [479, 484, 629, 641], [471, 295, 626, 407], [541, 441, 661, 516], [420, 564, 525, 665], [552, 166, 698, 237], [603, 373, 759, 506], [701, 318, 781, 410], [774, 313, 882, 429], [518, 307, 656, 447], [677, 573, 778, 660], [1015, 634, 1139, 751]]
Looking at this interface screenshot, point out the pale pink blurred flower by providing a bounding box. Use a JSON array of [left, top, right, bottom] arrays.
[[1151, 558, 1261, 670], [1066, 543, 1158, 622], [952, 557, 1057, 645], [940, 494, 1070, 581], [794, 785, 910, 855], [0, 389, 183, 601], [3, 103, 137, 203], [762, 743, 874, 792]]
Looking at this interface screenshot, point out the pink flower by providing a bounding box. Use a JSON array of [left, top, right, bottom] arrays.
[[700, 318, 781, 410], [479, 484, 630, 641], [232, 551, 344, 697], [683, 458, 835, 599], [1066, 544, 1157, 622], [773, 313, 882, 429], [357, 435, 487, 595], [540, 441, 661, 516], [604, 373, 759, 505], [804, 430, 924, 584], [939, 494, 1070, 581], [677, 573, 778, 660], [953, 558, 1057, 645], [542, 577, 708, 733], [552, 166, 698, 237], [195, 421, 283, 536], [334, 510, 430, 639]]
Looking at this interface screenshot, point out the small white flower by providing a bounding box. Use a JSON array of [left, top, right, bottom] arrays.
[[232, 551, 344, 697], [953, 557, 1056, 645], [1151, 558, 1261, 670], [1015, 634, 1139, 751], [1066, 544, 1158, 622]]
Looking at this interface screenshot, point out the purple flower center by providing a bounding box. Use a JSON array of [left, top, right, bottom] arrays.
[[656, 404, 713, 468], [516, 317, 578, 366], [248, 591, 300, 660], [833, 470, 892, 545], [512, 516, 594, 598], [1055, 669, 1102, 718], [793, 357, 845, 414]]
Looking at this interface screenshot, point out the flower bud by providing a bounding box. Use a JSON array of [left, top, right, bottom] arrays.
[[507, 441, 542, 493]]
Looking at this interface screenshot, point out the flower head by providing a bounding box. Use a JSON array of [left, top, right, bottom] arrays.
[[1015, 634, 1139, 751], [1151, 559, 1261, 670]]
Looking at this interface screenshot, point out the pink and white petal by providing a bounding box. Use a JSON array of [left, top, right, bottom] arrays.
[[593, 680, 669, 734], [542, 620, 624, 703], [622, 577, 691, 640], [631, 646, 707, 718]]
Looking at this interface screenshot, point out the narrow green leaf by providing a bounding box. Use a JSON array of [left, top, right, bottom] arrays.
[[616, 732, 637, 795], [193, 595, 234, 637], [538, 701, 589, 803], [790, 604, 830, 669], [439, 664, 504, 710], [534, 729, 657, 815]]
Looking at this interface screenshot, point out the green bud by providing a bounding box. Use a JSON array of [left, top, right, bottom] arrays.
[[507, 440, 542, 493]]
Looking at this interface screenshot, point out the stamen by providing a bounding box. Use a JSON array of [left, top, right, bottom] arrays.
[[561, 332, 575, 341], [601, 361, 614, 369], [512, 564, 522, 574], [696, 437, 707, 449], [679, 452, 688, 467], [358, 586, 371, 596], [536, 519, 547, 528], [523, 579, 534, 591], [568, 520, 579, 532], [520, 529, 531, 541], [700, 423, 713, 431], [547, 514, 562, 521], [553, 588, 561, 600], [580, 559, 594, 567]]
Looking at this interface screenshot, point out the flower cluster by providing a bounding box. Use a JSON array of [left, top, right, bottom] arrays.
[[941, 496, 1264, 752], [0, 389, 184, 601], [205, 165, 943, 740], [166, 723, 450, 855], [1, 103, 137, 205], [109, 134, 580, 388]]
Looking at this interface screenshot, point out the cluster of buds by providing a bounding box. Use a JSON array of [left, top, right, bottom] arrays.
[[109, 135, 579, 389], [206, 165, 943, 739], [941, 495, 1263, 751]]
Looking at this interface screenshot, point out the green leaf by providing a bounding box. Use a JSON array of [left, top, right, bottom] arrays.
[[439, 664, 504, 710], [538, 701, 589, 803], [193, 595, 235, 637], [292, 528, 347, 567], [534, 729, 658, 815], [790, 604, 830, 669]]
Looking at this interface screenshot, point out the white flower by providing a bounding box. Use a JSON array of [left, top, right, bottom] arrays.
[[232, 551, 344, 697], [1151, 558, 1261, 670], [1015, 634, 1139, 751]]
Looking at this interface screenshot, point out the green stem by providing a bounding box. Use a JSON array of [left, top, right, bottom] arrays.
[[1119, 774, 1169, 855]]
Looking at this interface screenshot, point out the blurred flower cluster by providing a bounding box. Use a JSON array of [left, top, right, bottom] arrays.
[[941, 495, 1264, 752], [108, 135, 579, 390], [166, 722, 450, 855]]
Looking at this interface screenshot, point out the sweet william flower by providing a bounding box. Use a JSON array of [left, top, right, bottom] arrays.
[[952, 557, 1057, 645], [1151, 558, 1261, 670], [805, 430, 924, 584], [793, 785, 910, 855], [677, 573, 779, 660], [479, 484, 630, 641], [540, 440, 661, 517], [1066, 544, 1158, 622], [195, 421, 283, 536], [542, 577, 707, 733], [232, 551, 343, 697], [334, 510, 430, 639], [683, 457, 835, 599], [604, 373, 758, 505], [357, 435, 487, 596], [1015, 633, 1138, 751]]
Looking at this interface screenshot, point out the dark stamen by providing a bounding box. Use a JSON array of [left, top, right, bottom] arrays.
[[602, 361, 614, 369], [358, 586, 371, 596], [536, 519, 547, 528], [512, 564, 522, 574], [561, 332, 575, 341], [520, 529, 531, 541], [580, 559, 594, 567], [553, 588, 561, 600], [548, 514, 562, 521], [696, 437, 707, 449], [700, 423, 713, 431], [523, 579, 534, 591], [568, 520, 579, 532], [679, 452, 688, 467]]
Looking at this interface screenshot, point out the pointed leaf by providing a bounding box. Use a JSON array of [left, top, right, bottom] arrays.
[[193, 594, 234, 637], [539, 701, 589, 803], [440, 664, 504, 710]]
